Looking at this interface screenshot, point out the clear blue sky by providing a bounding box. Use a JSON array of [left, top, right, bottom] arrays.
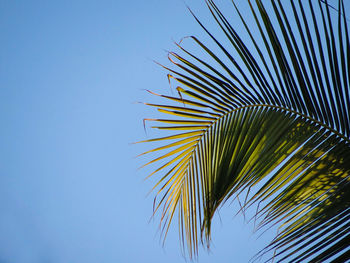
[[3, 0, 337, 262]]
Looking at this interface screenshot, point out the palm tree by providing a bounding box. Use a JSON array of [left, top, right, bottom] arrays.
[[139, 0, 350, 261]]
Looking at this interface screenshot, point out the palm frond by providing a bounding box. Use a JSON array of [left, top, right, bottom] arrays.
[[140, 0, 350, 261]]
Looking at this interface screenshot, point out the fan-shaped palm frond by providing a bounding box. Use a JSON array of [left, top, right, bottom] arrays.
[[139, 0, 350, 261]]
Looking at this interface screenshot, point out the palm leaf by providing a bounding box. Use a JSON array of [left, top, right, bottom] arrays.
[[140, 0, 350, 261]]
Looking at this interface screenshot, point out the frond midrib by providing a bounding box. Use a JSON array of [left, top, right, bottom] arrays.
[[196, 103, 350, 144]]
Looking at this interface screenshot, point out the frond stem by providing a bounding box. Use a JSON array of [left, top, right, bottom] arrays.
[[209, 104, 350, 144]]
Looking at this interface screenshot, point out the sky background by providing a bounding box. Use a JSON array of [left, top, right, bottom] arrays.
[[1, 0, 347, 262]]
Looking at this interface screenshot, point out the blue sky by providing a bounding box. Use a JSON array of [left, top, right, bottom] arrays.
[[2, 0, 338, 262]]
